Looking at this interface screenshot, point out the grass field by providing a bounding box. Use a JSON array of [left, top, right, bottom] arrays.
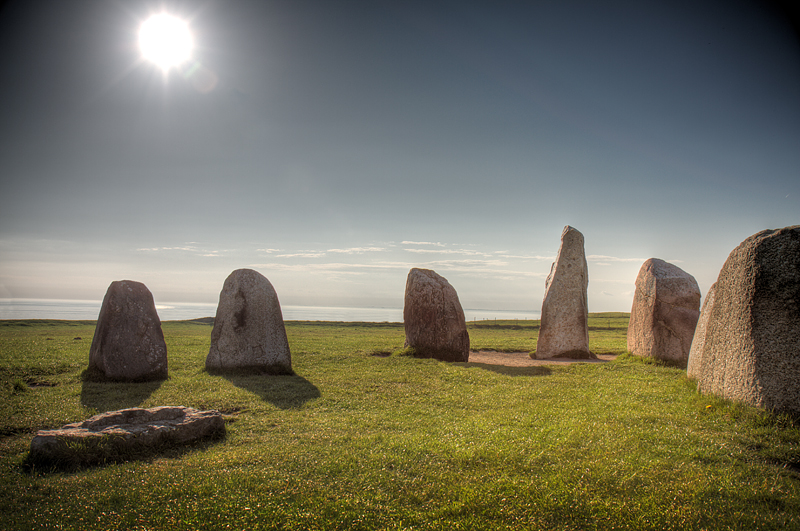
[[1, 314, 799, 530]]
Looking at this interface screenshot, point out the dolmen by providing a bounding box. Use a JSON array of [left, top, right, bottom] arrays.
[[206, 268, 292, 374], [627, 258, 701, 367], [403, 268, 470, 362], [88, 280, 168, 381], [687, 226, 800, 416], [534, 226, 594, 359], [29, 406, 224, 468]]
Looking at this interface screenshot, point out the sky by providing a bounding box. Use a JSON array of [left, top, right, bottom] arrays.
[[0, 0, 798, 314]]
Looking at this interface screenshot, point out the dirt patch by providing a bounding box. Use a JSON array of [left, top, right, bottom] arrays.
[[468, 351, 617, 367]]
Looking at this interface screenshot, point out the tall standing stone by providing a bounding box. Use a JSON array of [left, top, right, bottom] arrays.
[[403, 268, 470, 362], [627, 258, 701, 367], [534, 226, 593, 359], [686, 226, 800, 415], [88, 280, 168, 381], [206, 269, 292, 374]]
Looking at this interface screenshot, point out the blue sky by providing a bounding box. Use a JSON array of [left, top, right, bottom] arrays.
[[0, 0, 798, 312]]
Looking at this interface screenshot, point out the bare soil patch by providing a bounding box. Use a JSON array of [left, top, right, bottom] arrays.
[[468, 351, 617, 367]]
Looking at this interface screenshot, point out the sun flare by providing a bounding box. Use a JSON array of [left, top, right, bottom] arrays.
[[138, 13, 192, 71]]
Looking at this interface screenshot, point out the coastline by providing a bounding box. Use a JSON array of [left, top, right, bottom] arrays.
[[0, 298, 541, 323]]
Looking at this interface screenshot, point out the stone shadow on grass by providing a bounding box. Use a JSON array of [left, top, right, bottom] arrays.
[[23, 430, 226, 473], [80, 378, 163, 412], [209, 369, 321, 410], [458, 362, 553, 377]]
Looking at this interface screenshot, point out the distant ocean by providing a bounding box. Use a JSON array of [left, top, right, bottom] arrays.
[[0, 298, 540, 323]]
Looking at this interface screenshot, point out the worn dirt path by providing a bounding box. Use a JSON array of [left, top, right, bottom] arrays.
[[468, 351, 617, 367]]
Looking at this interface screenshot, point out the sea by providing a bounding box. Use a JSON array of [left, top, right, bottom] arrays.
[[0, 298, 540, 323]]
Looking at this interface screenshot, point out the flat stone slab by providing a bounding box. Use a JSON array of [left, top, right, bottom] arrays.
[[29, 406, 225, 467]]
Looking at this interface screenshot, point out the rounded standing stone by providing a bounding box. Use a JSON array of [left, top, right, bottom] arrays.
[[687, 282, 717, 379], [88, 280, 168, 381], [534, 226, 593, 359], [403, 268, 470, 362], [627, 258, 701, 367], [206, 269, 292, 374], [687, 226, 800, 415]]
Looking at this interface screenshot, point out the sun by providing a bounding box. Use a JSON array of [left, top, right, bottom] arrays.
[[138, 13, 193, 71]]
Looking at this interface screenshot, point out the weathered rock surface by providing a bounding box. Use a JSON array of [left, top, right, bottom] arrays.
[[88, 280, 168, 381], [404, 268, 470, 362], [627, 259, 701, 366], [687, 226, 800, 415], [687, 282, 717, 379], [534, 226, 594, 359], [29, 406, 224, 467], [206, 269, 292, 374]]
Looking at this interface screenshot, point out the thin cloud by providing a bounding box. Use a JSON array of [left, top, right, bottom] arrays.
[[257, 248, 282, 254], [249, 259, 547, 279], [137, 246, 197, 252], [275, 252, 327, 258], [248, 261, 407, 272], [404, 248, 493, 257], [587, 255, 646, 263], [492, 253, 554, 260], [136, 245, 224, 256], [425, 259, 508, 267], [327, 247, 386, 254], [587, 255, 684, 264], [401, 241, 445, 247]]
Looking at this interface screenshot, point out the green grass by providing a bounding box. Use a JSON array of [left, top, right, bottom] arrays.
[[1, 315, 799, 530]]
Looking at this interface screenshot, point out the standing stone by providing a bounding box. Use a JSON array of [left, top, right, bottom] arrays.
[[687, 226, 800, 415], [534, 226, 593, 359], [627, 259, 701, 367], [88, 280, 168, 381], [687, 282, 717, 379], [206, 269, 292, 374], [403, 268, 470, 362]]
